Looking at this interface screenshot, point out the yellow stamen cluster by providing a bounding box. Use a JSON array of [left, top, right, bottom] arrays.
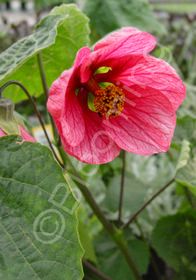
[[94, 85, 125, 118]]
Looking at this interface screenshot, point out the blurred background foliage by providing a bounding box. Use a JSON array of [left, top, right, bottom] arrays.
[[0, 0, 196, 279]]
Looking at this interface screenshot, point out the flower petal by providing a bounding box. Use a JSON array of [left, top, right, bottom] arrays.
[[48, 69, 85, 147], [80, 31, 156, 83], [47, 69, 72, 120], [94, 27, 156, 55], [20, 125, 36, 142], [61, 89, 121, 164], [95, 54, 186, 111], [0, 128, 6, 137], [0, 126, 36, 142], [48, 47, 92, 147], [103, 85, 176, 155], [111, 55, 186, 111], [62, 89, 85, 147], [97, 30, 156, 58]]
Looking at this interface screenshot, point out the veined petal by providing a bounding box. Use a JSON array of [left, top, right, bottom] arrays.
[[47, 69, 73, 119], [95, 54, 186, 111], [94, 27, 156, 55], [0, 126, 36, 142], [111, 55, 186, 111], [80, 31, 156, 83], [103, 85, 176, 155], [47, 67, 85, 147], [61, 89, 121, 164], [47, 47, 91, 120], [20, 126, 36, 142], [0, 128, 6, 137], [100, 31, 156, 57], [73, 47, 92, 67], [62, 89, 85, 146]]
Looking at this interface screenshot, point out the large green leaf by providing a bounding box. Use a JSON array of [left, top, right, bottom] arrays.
[[151, 210, 196, 272], [0, 4, 90, 103], [83, 0, 165, 39], [93, 229, 149, 280], [0, 136, 83, 280]]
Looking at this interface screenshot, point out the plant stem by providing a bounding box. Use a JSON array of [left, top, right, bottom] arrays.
[[113, 233, 142, 280], [117, 150, 126, 228], [58, 148, 142, 280], [37, 53, 49, 99], [37, 52, 60, 143], [64, 154, 115, 235], [82, 259, 113, 280], [0, 81, 65, 169], [123, 178, 175, 230]]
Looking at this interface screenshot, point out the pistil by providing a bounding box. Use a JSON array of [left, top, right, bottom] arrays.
[[84, 75, 100, 93]]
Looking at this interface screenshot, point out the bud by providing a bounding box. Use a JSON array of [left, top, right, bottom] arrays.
[[0, 97, 36, 142], [0, 97, 14, 121]]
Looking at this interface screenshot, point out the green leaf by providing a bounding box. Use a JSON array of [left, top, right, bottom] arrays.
[[176, 84, 196, 118], [176, 139, 191, 171], [93, 230, 149, 279], [0, 4, 90, 103], [102, 153, 176, 222], [33, 0, 77, 10], [175, 156, 196, 196], [175, 139, 196, 201], [83, 0, 165, 39], [102, 173, 147, 217], [151, 210, 196, 272], [126, 153, 175, 188], [0, 136, 83, 280], [173, 115, 196, 148], [174, 270, 196, 280], [78, 219, 97, 264]]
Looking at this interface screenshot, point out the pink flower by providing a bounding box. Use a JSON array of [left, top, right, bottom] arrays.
[[47, 28, 186, 164], [0, 125, 36, 143]]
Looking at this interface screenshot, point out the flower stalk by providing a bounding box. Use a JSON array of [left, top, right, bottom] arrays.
[[57, 146, 142, 280], [37, 52, 60, 144]]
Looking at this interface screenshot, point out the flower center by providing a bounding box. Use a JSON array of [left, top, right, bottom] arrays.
[[94, 85, 125, 118]]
